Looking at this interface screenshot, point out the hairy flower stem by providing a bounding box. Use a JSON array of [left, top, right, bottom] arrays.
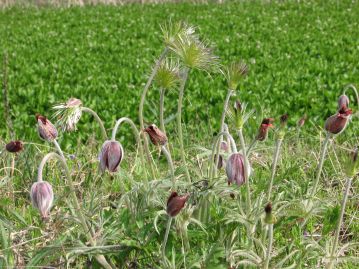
[[246, 138, 257, 156], [264, 224, 274, 269], [112, 117, 146, 176], [267, 139, 283, 202], [214, 89, 235, 176], [139, 47, 169, 179], [344, 84, 359, 111], [37, 153, 113, 269], [81, 107, 108, 140], [177, 67, 191, 182], [327, 177, 353, 269], [209, 131, 237, 180], [310, 132, 331, 200], [162, 216, 173, 258], [161, 145, 175, 188], [237, 128, 252, 210], [2, 52, 14, 140], [53, 139, 65, 160], [159, 88, 167, 136]]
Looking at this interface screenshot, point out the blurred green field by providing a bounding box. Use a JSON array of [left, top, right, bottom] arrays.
[[1, 0, 358, 143]]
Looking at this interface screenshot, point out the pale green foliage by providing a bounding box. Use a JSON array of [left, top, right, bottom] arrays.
[[154, 59, 180, 90]]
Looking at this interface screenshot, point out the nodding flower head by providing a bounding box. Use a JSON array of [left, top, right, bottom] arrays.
[[99, 140, 124, 173], [166, 192, 190, 217], [144, 124, 168, 146], [53, 98, 83, 132], [224, 61, 248, 90], [297, 115, 307, 128], [36, 114, 58, 141], [338, 94, 350, 110], [30, 181, 54, 219], [256, 118, 274, 141], [324, 106, 352, 135], [5, 140, 24, 153], [226, 153, 251, 186], [264, 202, 277, 224]]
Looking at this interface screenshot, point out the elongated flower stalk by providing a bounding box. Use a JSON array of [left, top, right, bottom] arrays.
[[343, 84, 359, 111], [112, 117, 145, 171], [177, 67, 191, 181], [159, 88, 167, 135], [36, 152, 113, 269], [139, 48, 169, 179], [161, 145, 175, 187], [81, 107, 108, 140], [267, 114, 288, 202]]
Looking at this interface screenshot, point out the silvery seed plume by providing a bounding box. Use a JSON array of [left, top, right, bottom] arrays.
[[223, 61, 248, 90], [154, 59, 180, 90], [36, 114, 58, 141], [53, 98, 82, 132], [99, 140, 124, 173], [30, 181, 54, 219], [161, 21, 196, 47]]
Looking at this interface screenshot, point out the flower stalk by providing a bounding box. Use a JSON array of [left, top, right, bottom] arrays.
[[81, 107, 108, 140], [267, 138, 283, 202], [264, 224, 274, 269]]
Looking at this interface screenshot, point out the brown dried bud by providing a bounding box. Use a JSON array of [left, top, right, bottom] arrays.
[[144, 124, 168, 146], [5, 140, 24, 153], [30, 181, 54, 219], [99, 140, 124, 173], [338, 94, 349, 110], [256, 118, 274, 141], [324, 107, 352, 135], [36, 114, 58, 141], [264, 202, 272, 214], [264, 202, 276, 224], [166, 192, 190, 217], [280, 113, 289, 126]]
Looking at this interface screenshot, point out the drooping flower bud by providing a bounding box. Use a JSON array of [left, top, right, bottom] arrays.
[[264, 202, 277, 224], [166, 192, 190, 217], [324, 107, 352, 135], [338, 94, 349, 110], [144, 124, 168, 146], [30, 181, 54, 219], [36, 114, 58, 141], [297, 115, 307, 128], [99, 140, 124, 173], [256, 118, 274, 141], [226, 153, 251, 186], [5, 140, 24, 153]]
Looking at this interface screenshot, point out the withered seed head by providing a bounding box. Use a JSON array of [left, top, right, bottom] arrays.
[[5, 140, 24, 153]]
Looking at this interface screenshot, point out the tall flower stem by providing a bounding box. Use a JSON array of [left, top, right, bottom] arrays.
[[161, 145, 175, 188], [139, 47, 169, 179], [327, 177, 353, 269], [214, 89, 235, 175], [37, 153, 113, 269], [161, 216, 173, 257], [159, 88, 167, 136], [237, 128, 252, 210], [53, 139, 65, 160], [344, 84, 359, 111], [112, 117, 146, 172], [81, 107, 108, 140], [310, 132, 331, 199], [177, 67, 191, 182], [209, 131, 237, 181], [263, 224, 274, 269], [267, 139, 283, 202], [246, 138, 257, 156]]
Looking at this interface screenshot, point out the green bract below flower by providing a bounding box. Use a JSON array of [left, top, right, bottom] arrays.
[[154, 59, 180, 90], [53, 98, 83, 132]]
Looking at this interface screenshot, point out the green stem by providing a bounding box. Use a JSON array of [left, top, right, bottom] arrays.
[[111, 117, 146, 173], [267, 139, 283, 202], [161, 145, 175, 188], [162, 216, 173, 257], [310, 132, 331, 199], [81, 107, 108, 140], [343, 84, 359, 111], [214, 88, 234, 176], [327, 177, 352, 269], [37, 152, 113, 269], [139, 47, 169, 179], [246, 138, 257, 156], [160, 88, 167, 136], [53, 139, 65, 160], [264, 224, 273, 269], [177, 67, 191, 182], [237, 128, 252, 210]]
